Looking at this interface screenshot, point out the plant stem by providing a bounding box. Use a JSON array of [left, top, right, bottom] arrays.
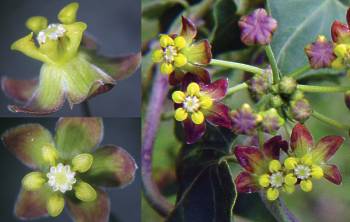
[[297, 84, 350, 93], [142, 72, 174, 217], [210, 59, 264, 75], [258, 130, 264, 148], [287, 65, 311, 78], [226, 82, 249, 96], [82, 100, 92, 116], [311, 110, 349, 130], [260, 192, 300, 222], [265, 45, 279, 83]]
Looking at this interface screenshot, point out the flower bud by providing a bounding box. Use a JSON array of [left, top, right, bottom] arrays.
[[291, 90, 304, 101], [260, 108, 285, 133], [231, 103, 259, 135], [279, 77, 297, 94], [305, 35, 335, 69], [290, 99, 312, 122], [74, 181, 97, 202], [248, 69, 270, 97], [331, 20, 350, 43], [270, 95, 283, 108], [72, 153, 94, 173], [238, 8, 277, 46]]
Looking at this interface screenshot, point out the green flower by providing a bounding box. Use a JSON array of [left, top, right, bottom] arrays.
[[2, 118, 137, 221], [2, 2, 141, 115]]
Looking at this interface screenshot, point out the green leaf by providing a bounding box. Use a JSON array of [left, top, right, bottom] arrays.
[[142, 0, 189, 19], [166, 126, 237, 222], [268, 0, 348, 74], [210, 0, 242, 54]]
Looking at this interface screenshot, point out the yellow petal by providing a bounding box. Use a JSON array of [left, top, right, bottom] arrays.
[[311, 165, 324, 179], [174, 36, 187, 49], [200, 95, 213, 109], [47, 193, 64, 217], [284, 157, 298, 170], [269, 160, 281, 173], [300, 179, 313, 192], [74, 181, 97, 202], [191, 111, 205, 125], [72, 153, 94, 173], [22, 172, 46, 191], [284, 173, 297, 186], [266, 188, 279, 201], [159, 34, 174, 48], [258, 174, 270, 188], [173, 53, 187, 67], [152, 49, 164, 63], [58, 2, 79, 24], [187, 82, 200, 96], [160, 63, 174, 75], [172, 91, 186, 103], [26, 16, 48, 33], [174, 108, 188, 122], [283, 184, 295, 194], [301, 154, 313, 165]]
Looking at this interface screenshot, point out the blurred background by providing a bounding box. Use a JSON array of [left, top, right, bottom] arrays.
[[0, 0, 140, 117], [0, 118, 141, 222], [142, 0, 350, 221]]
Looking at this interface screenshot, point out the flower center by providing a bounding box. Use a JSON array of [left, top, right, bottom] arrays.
[[47, 163, 76, 193], [294, 164, 311, 180], [183, 96, 200, 113], [269, 172, 284, 188], [163, 46, 178, 63], [37, 23, 66, 44]]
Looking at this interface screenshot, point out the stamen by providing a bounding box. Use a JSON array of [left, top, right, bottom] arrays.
[[294, 164, 311, 180], [269, 172, 284, 188], [164, 46, 177, 63], [47, 163, 76, 193], [183, 96, 200, 113], [36, 23, 66, 44]]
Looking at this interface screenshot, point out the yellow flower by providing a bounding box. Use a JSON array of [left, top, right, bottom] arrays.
[[172, 82, 213, 125]]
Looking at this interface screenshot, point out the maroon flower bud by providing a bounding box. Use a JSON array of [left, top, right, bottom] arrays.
[[231, 104, 260, 135], [260, 108, 284, 133], [290, 99, 312, 122], [331, 20, 350, 43], [248, 68, 271, 96], [305, 35, 335, 69], [238, 8, 277, 46]]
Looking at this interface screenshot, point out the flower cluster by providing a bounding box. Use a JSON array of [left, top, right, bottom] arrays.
[[235, 123, 343, 201], [2, 2, 140, 115], [2, 118, 137, 221]]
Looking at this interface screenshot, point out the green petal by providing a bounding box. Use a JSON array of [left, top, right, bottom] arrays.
[[8, 63, 65, 114], [62, 22, 87, 61], [61, 53, 115, 106], [182, 40, 212, 65], [83, 145, 137, 187], [14, 187, 50, 220], [2, 124, 53, 169], [55, 118, 103, 159], [89, 53, 141, 81], [66, 188, 110, 222]]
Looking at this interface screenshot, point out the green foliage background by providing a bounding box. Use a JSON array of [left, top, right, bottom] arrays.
[[142, 0, 350, 221]]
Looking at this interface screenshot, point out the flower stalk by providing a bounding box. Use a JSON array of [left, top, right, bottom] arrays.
[[311, 110, 349, 130], [142, 71, 174, 217], [297, 84, 350, 93], [226, 82, 248, 96], [287, 65, 311, 78], [210, 59, 264, 75]]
